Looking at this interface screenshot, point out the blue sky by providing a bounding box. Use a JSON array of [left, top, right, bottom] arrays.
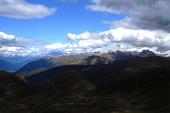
[[0, 0, 124, 43], [1, 0, 170, 56]]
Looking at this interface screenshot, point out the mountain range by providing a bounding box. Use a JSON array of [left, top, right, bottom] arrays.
[[0, 56, 170, 113], [16, 50, 156, 77]]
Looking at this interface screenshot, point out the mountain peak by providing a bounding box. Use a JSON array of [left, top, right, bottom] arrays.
[[139, 50, 156, 57]]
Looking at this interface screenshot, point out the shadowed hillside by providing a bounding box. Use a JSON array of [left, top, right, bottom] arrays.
[[20, 57, 170, 113], [0, 57, 170, 113]]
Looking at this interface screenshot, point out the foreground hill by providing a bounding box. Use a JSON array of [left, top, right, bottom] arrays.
[[23, 57, 170, 113], [1, 56, 170, 113], [0, 71, 27, 113], [0, 70, 96, 113], [16, 50, 156, 77]]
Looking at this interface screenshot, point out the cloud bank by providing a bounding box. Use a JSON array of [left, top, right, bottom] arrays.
[[2, 28, 170, 56], [66, 28, 170, 53], [0, 32, 44, 56]]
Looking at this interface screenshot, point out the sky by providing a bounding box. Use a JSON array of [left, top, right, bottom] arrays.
[[1, 0, 170, 56]]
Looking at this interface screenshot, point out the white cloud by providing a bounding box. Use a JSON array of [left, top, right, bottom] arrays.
[[45, 43, 74, 51], [67, 32, 94, 40], [78, 39, 107, 48], [0, 32, 42, 47], [2, 27, 170, 56], [0, 46, 41, 56], [0, 0, 56, 19], [0, 32, 45, 56], [66, 28, 170, 53]]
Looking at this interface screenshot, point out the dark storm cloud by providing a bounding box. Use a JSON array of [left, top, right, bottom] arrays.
[[88, 0, 170, 32]]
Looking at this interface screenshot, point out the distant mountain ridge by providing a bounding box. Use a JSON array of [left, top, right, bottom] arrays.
[[0, 59, 16, 72], [16, 50, 156, 77], [0, 59, 29, 72], [0, 55, 42, 72]]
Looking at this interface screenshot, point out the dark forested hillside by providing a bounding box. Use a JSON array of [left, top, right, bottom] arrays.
[[24, 56, 170, 113], [0, 56, 169, 113]]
